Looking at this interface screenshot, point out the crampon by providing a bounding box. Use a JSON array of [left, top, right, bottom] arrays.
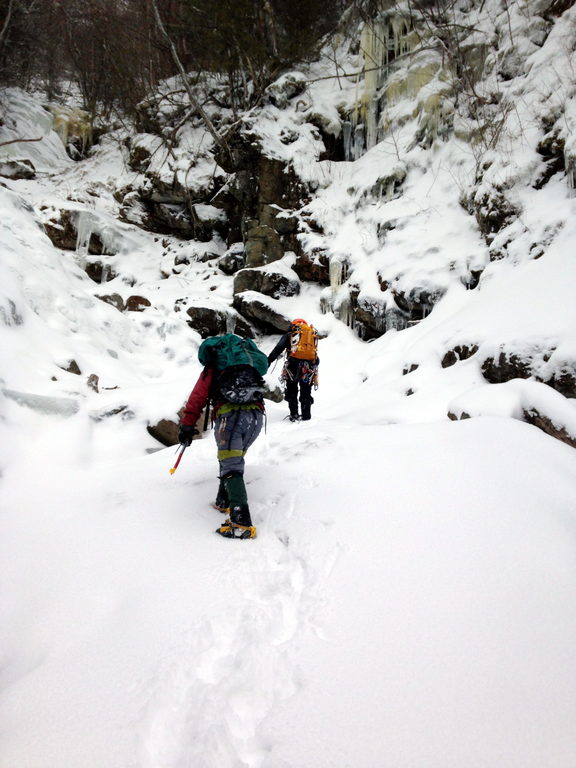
[[216, 520, 257, 539]]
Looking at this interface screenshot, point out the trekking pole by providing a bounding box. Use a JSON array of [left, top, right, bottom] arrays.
[[169, 443, 187, 475]]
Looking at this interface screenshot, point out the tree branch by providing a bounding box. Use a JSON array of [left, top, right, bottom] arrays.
[[150, 0, 229, 157], [0, 136, 43, 148], [0, 0, 15, 49]]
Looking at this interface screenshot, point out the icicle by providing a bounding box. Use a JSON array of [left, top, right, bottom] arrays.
[[320, 288, 332, 315], [97, 222, 117, 257], [75, 211, 96, 263], [342, 120, 353, 161], [385, 307, 409, 332], [346, 10, 419, 160], [565, 150, 576, 197], [353, 124, 365, 160], [359, 20, 388, 153], [334, 294, 354, 328], [329, 257, 344, 295]]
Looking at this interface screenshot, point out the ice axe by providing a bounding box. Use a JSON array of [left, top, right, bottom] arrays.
[[169, 443, 187, 475]]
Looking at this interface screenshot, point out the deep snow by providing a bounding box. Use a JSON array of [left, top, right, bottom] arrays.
[[2, 407, 576, 768]]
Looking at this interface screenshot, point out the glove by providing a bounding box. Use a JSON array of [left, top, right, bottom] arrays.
[[178, 424, 199, 446]]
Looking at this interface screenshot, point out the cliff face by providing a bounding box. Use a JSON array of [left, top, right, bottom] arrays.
[[111, 2, 576, 318], [2, 0, 576, 447], [122, 0, 575, 400]]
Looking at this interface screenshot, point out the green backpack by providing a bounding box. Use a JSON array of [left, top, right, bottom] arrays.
[[198, 334, 268, 375]]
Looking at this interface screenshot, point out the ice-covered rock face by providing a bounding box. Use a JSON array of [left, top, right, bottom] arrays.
[[50, 105, 93, 159], [342, 10, 454, 161]]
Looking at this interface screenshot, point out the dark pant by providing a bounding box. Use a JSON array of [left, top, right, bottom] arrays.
[[284, 358, 315, 419], [285, 377, 313, 419], [214, 408, 263, 513]]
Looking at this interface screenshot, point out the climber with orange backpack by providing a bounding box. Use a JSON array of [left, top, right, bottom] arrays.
[[267, 318, 319, 422]]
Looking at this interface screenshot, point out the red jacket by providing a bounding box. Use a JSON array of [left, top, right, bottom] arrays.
[[181, 367, 214, 427]]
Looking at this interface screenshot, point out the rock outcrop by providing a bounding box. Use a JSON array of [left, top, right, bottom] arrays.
[[181, 303, 254, 339], [233, 267, 300, 299], [232, 292, 292, 333]]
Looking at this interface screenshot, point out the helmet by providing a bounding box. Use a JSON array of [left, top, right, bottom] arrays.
[[291, 318, 306, 326]]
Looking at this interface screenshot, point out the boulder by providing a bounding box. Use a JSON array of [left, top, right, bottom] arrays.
[[263, 382, 284, 403], [233, 267, 300, 299], [192, 204, 228, 239], [461, 184, 521, 243], [441, 344, 479, 368], [524, 409, 576, 449], [218, 243, 246, 275], [126, 295, 151, 312], [96, 293, 125, 312], [0, 159, 35, 180], [119, 192, 158, 231], [293, 248, 330, 285], [260, 204, 298, 234], [86, 261, 118, 283], [152, 203, 195, 237], [481, 351, 531, 383], [140, 169, 191, 204], [61, 359, 82, 375], [543, 0, 575, 18], [547, 369, 576, 399], [232, 292, 292, 333], [482, 350, 576, 399], [265, 72, 307, 109], [447, 379, 576, 450], [146, 418, 179, 447], [184, 304, 254, 339], [43, 209, 77, 250]]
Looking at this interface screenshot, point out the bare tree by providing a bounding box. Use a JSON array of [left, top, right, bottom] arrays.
[[150, 0, 229, 155], [0, 0, 15, 49]]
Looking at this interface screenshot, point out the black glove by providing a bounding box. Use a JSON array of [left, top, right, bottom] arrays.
[[178, 424, 199, 446]]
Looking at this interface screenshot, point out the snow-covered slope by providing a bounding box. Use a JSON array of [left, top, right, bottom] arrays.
[[2, 405, 576, 768]]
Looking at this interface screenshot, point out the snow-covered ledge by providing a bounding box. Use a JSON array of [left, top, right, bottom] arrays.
[[447, 379, 576, 450]]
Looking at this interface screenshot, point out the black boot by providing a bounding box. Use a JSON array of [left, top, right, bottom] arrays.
[[212, 478, 229, 513], [230, 504, 252, 527], [300, 389, 313, 421], [216, 504, 257, 539]]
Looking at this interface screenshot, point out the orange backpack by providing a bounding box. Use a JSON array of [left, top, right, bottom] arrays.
[[289, 322, 318, 361]]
